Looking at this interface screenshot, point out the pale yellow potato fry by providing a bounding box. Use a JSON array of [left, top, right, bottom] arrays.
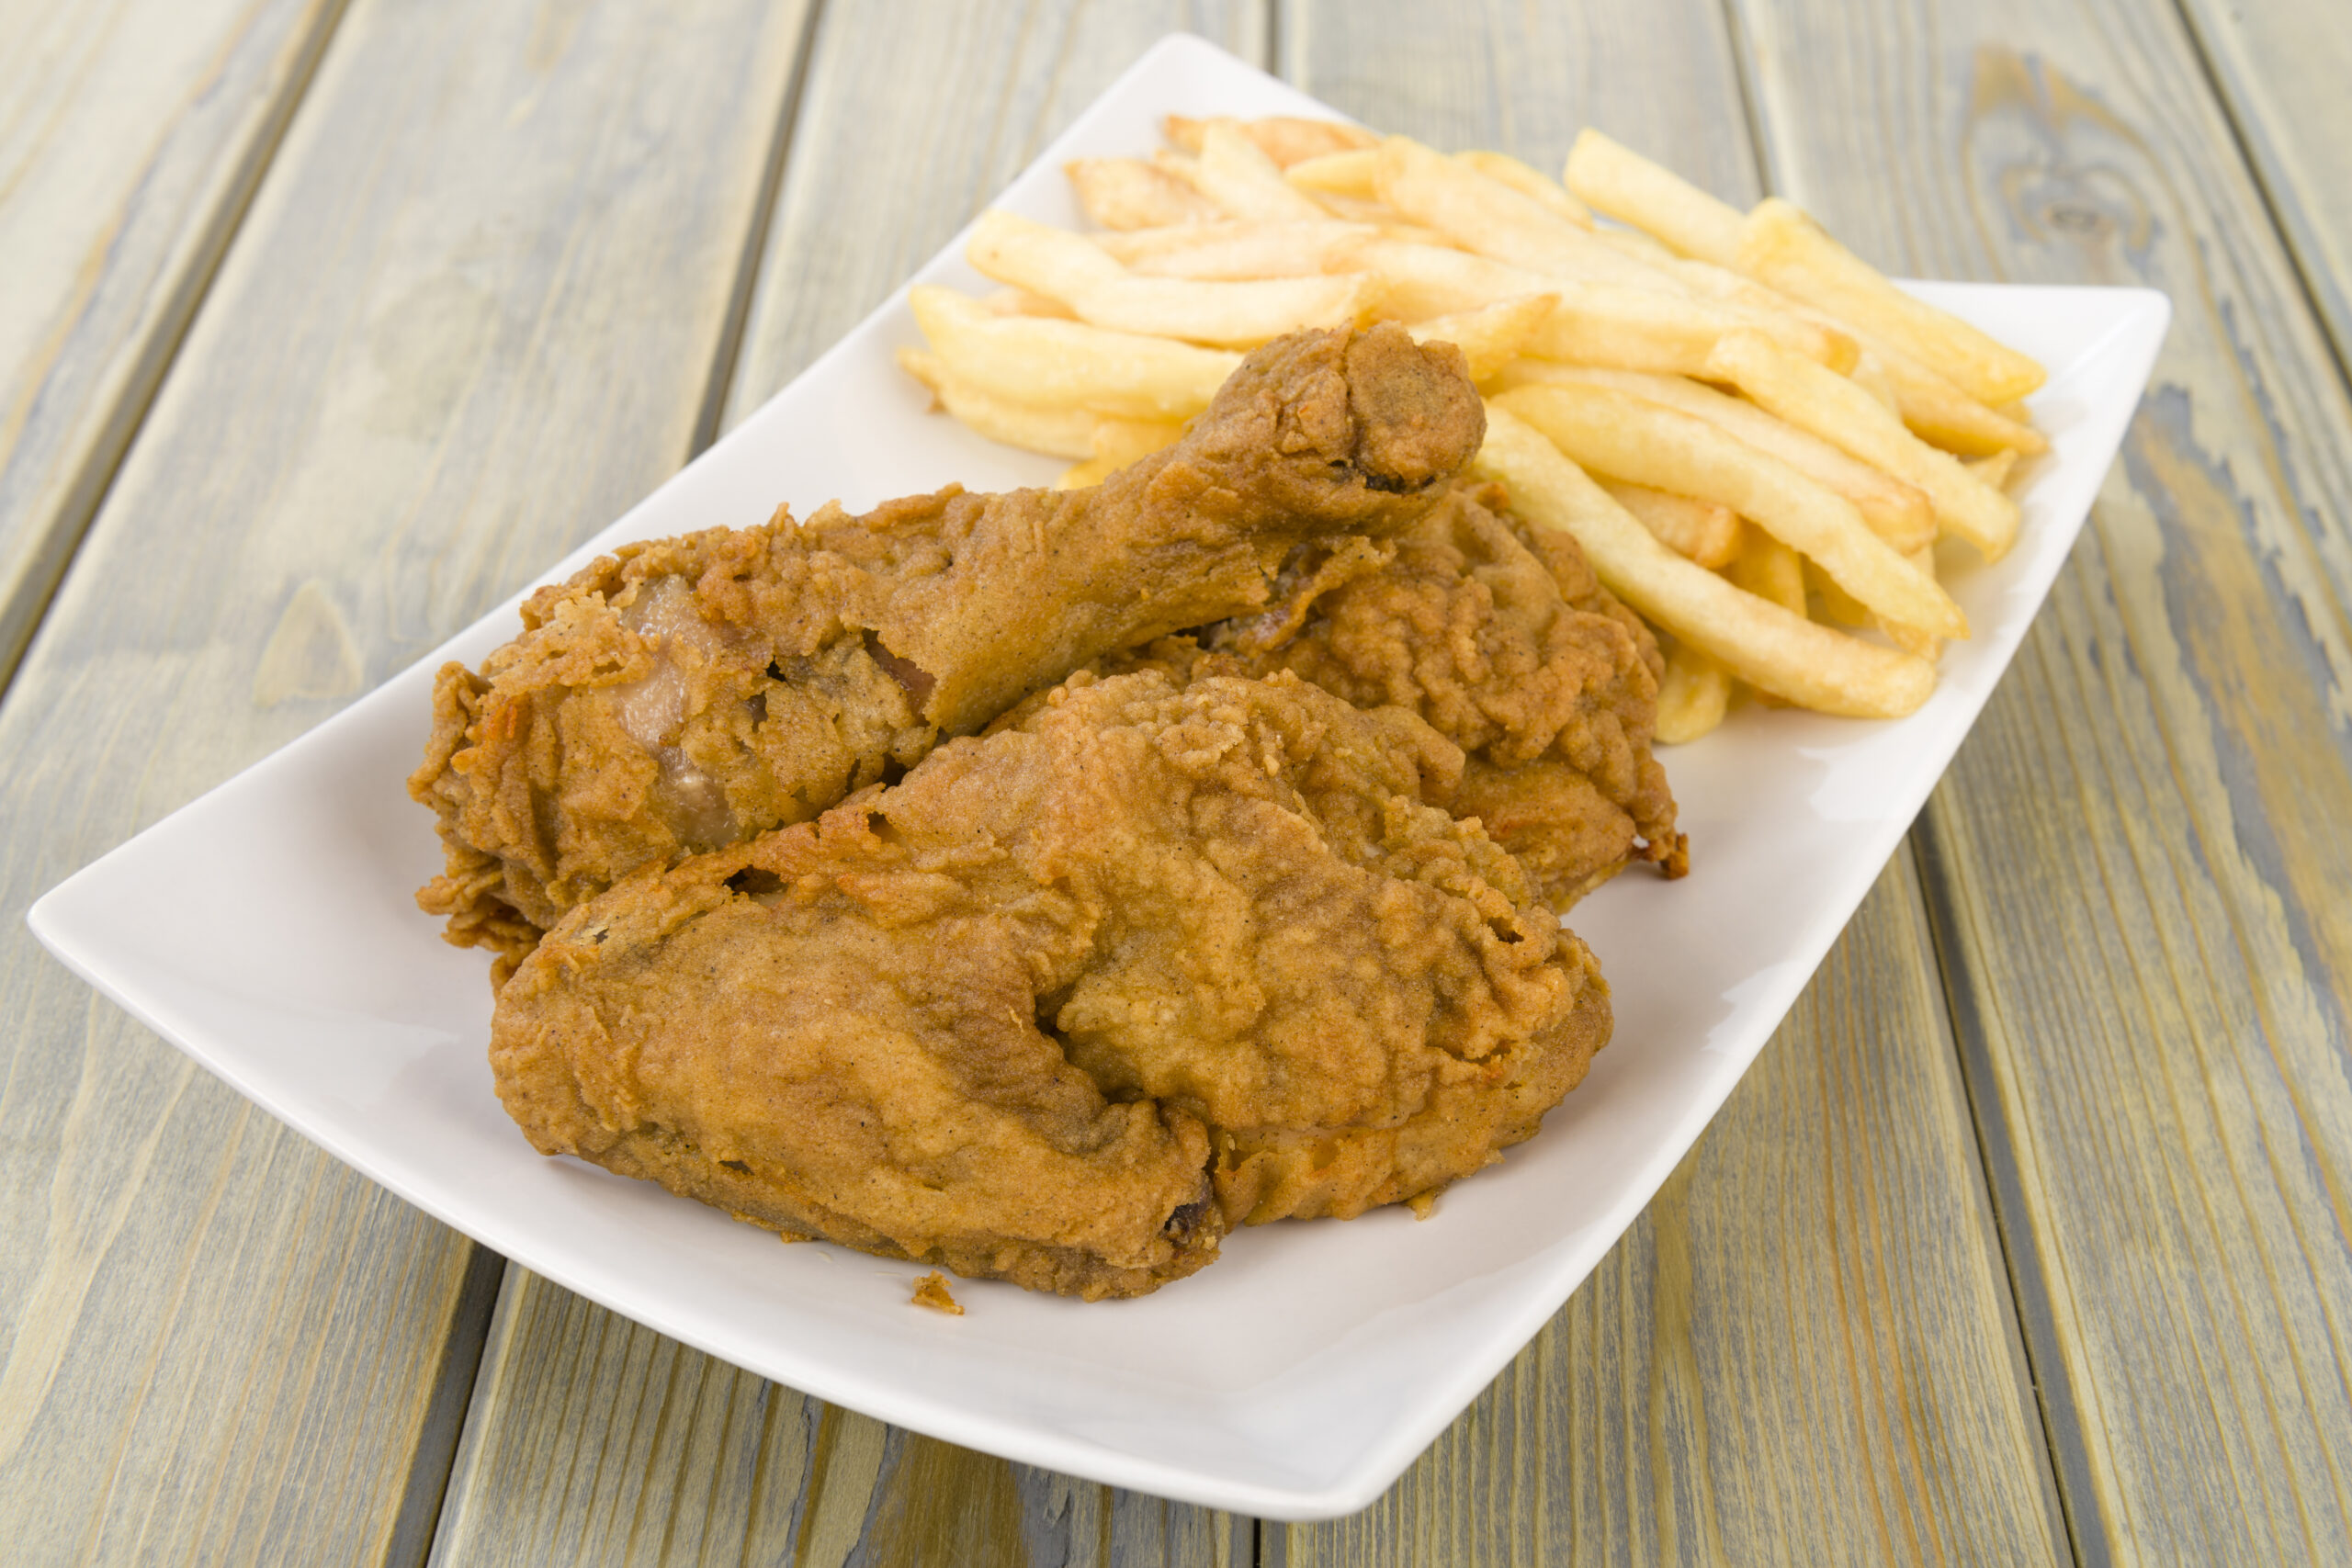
[[1849, 349, 1903, 414], [1456, 150, 1592, 224], [1493, 361, 1937, 550], [1497, 382, 1965, 637], [1524, 282, 1784, 376], [1064, 158, 1221, 230], [1297, 188, 1444, 240], [1166, 114, 1374, 167], [1473, 407, 1936, 716], [1095, 220, 1374, 278], [1593, 227, 1682, 264], [1655, 640, 1733, 743], [1862, 333, 2048, 455], [1330, 239, 1557, 319], [1192, 120, 1330, 220], [908, 286, 1239, 421], [1054, 457, 1118, 491], [1563, 130, 1744, 266], [1803, 557, 1871, 626], [1736, 198, 2046, 403], [1285, 148, 1378, 197], [978, 287, 1078, 320], [897, 347, 1099, 458], [1724, 528, 1807, 619], [1375, 135, 1674, 289], [1880, 545, 1944, 659], [1705, 328, 2020, 559], [1407, 296, 1555, 383], [967, 210, 1378, 346], [1967, 447, 2018, 490], [1596, 479, 1742, 569], [1655, 257, 1859, 374], [1343, 208, 1838, 367], [1091, 417, 1185, 468]]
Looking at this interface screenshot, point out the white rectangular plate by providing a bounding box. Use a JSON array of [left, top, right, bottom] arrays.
[[28, 34, 2166, 1521]]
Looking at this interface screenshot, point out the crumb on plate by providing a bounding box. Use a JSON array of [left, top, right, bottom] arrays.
[[912, 1270, 964, 1314]]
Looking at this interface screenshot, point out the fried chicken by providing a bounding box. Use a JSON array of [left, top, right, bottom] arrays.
[[412, 324, 1486, 978], [1032, 480, 1684, 908], [491, 670, 1611, 1299]]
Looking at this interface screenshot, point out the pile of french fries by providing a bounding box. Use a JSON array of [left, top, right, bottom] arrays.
[[898, 115, 2047, 741]]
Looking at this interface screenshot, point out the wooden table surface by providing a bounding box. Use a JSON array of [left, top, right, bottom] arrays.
[[3, 0, 2346, 1562]]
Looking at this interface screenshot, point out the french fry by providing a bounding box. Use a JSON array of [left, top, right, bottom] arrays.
[[1656, 640, 1733, 743], [1064, 158, 1221, 230], [1053, 457, 1118, 491], [1095, 220, 1374, 278], [1456, 150, 1592, 224], [1563, 130, 1744, 267], [898, 347, 1101, 458], [1704, 328, 2020, 559], [1474, 406, 1937, 716], [1521, 283, 1761, 375], [1880, 545, 1945, 659], [1593, 228, 1682, 264], [978, 287, 1078, 320], [1597, 479, 1742, 569], [1191, 121, 1331, 221], [1330, 239, 1554, 318], [1654, 257, 1859, 374], [1860, 333, 2047, 455], [1736, 198, 2046, 403], [1407, 296, 1555, 383], [1724, 528, 1807, 619], [1803, 557, 1871, 626], [1849, 349, 1903, 415], [1493, 361, 1936, 550], [967, 210, 1378, 346], [1375, 135, 1677, 289], [908, 285, 1239, 421], [1967, 448, 2018, 490], [1285, 148, 1378, 197], [1091, 417, 1184, 468], [1298, 188, 1443, 239], [1166, 114, 1374, 167], [1496, 382, 1966, 637]]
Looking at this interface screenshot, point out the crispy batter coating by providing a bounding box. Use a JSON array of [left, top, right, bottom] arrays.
[[413, 325, 1486, 979], [492, 671, 1611, 1298], [1041, 482, 1684, 907]]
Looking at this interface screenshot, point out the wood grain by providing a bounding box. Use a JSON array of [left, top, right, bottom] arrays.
[[432, 5, 1270, 1563], [2175, 0, 2352, 374], [430, 1269, 1249, 1567], [0, 0, 344, 690], [1729, 0, 2352, 1558], [0, 0, 813, 1560], [1278, 856, 2065, 1567]]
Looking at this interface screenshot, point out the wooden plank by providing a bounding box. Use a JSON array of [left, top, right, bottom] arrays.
[[1278, 855, 2065, 1566], [722, 1, 1270, 426], [0, 0, 345, 690], [0, 0, 816, 1561], [2175, 0, 2352, 377], [431, 5, 1271, 1563], [430, 1269, 1250, 1568], [1727, 0, 2352, 1558]]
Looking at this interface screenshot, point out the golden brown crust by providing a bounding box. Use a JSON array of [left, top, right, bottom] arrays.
[[491, 671, 1609, 1297], [413, 325, 1486, 976], [1046, 482, 1683, 908]]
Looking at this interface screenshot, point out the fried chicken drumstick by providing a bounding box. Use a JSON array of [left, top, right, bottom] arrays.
[[492, 671, 1611, 1299], [413, 324, 1484, 976]]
